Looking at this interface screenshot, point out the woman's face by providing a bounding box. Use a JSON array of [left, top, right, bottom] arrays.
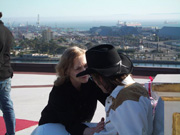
[[69, 54, 89, 89]]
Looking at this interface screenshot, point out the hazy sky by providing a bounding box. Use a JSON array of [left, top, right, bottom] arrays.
[[1, 0, 180, 21]]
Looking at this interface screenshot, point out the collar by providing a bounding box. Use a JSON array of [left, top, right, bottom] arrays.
[[122, 75, 135, 85], [110, 75, 135, 98]]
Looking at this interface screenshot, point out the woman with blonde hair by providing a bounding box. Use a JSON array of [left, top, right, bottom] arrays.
[[32, 46, 107, 135]]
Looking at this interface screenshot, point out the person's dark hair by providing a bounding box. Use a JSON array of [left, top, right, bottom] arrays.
[[0, 12, 2, 18], [91, 73, 129, 93]]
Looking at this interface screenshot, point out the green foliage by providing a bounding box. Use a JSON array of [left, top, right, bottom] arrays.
[[56, 46, 68, 54], [178, 54, 180, 58], [15, 38, 68, 54], [117, 48, 135, 53], [151, 50, 163, 53], [57, 37, 67, 43]]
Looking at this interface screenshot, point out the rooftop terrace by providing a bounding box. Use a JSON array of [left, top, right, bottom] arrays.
[[0, 62, 180, 135], [0, 71, 151, 135]]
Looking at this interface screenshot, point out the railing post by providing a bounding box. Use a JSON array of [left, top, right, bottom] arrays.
[[152, 74, 180, 135]]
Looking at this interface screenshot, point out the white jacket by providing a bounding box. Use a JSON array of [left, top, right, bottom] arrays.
[[94, 75, 153, 135]]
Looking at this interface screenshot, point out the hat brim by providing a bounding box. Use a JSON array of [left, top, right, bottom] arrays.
[[118, 53, 133, 75], [76, 64, 121, 77], [76, 53, 133, 77]]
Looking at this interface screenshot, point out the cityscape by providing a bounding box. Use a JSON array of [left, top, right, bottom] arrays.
[[5, 17, 180, 67], [1, 0, 180, 67]]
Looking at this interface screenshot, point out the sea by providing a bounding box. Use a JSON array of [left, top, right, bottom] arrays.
[[133, 63, 180, 68], [6, 20, 180, 31], [37, 20, 180, 31]]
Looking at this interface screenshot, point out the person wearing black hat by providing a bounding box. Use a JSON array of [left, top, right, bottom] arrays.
[[77, 44, 153, 135], [0, 12, 16, 135]]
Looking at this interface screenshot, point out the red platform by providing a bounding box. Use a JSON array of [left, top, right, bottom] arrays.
[[0, 116, 38, 135]]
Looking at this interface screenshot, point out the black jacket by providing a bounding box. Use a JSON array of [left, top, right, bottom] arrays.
[[39, 79, 108, 135], [0, 20, 13, 81]]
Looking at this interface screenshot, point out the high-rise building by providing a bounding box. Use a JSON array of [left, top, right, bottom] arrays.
[[42, 29, 54, 42]]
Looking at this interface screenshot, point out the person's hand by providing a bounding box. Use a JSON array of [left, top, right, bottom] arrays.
[[83, 127, 95, 135], [94, 117, 105, 133], [83, 117, 105, 135]]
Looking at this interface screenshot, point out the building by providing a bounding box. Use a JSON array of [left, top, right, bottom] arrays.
[[158, 27, 180, 40], [42, 29, 54, 42], [90, 26, 140, 36]]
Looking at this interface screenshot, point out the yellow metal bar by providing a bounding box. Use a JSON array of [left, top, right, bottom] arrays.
[[152, 84, 180, 92], [161, 97, 180, 101], [173, 113, 180, 135]]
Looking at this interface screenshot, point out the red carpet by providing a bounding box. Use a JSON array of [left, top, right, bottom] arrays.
[[0, 116, 38, 135]]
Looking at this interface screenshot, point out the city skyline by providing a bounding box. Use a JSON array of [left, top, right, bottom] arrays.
[[1, 0, 180, 22]]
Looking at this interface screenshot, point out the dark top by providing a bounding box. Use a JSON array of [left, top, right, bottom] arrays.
[[0, 20, 13, 81], [39, 79, 108, 135]]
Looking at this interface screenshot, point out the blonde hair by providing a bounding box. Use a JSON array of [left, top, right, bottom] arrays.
[[54, 46, 86, 86]]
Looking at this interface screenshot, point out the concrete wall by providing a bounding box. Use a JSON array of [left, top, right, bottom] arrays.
[[11, 63, 180, 76]]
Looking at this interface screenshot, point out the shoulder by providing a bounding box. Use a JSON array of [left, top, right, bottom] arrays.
[[0, 24, 13, 39], [0, 23, 10, 32], [111, 83, 149, 110], [49, 82, 73, 103], [119, 83, 148, 99], [50, 82, 71, 96]]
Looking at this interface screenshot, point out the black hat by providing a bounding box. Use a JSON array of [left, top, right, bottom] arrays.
[[77, 44, 133, 77]]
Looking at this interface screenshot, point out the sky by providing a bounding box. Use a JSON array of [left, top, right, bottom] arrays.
[[1, 0, 180, 22]]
